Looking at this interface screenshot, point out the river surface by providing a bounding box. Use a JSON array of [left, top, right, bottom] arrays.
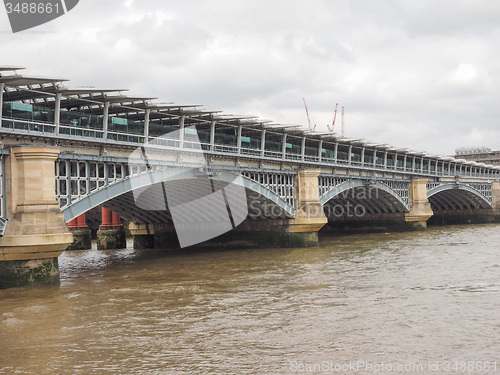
[[1, 224, 499, 374]]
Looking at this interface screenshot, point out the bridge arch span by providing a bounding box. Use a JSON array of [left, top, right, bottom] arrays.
[[62, 168, 295, 223], [427, 184, 493, 211], [320, 180, 410, 215]]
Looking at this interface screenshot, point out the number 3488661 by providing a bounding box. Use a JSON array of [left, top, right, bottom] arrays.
[[5, 2, 61, 14]]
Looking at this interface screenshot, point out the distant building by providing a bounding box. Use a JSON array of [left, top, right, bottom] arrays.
[[455, 147, 500, 166]]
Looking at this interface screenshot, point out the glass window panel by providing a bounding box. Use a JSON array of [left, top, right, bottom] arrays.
[[90, 163, 97, 178], [71, 181, 78, 195], [70, 162, 78, 177]]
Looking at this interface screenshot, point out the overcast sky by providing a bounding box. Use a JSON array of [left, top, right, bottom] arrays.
[[2, 0, 500, 155]]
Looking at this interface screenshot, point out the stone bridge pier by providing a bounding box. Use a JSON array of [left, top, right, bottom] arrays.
[[0, 146, 73, 288], [405, 178, 434, 228], [286, 169, 328, 242], [492, 182, 500, 217]]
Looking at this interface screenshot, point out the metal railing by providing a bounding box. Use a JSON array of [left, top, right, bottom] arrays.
[[1, 116, 499, 179], [1, 117, 55, 133], [1, 117, 146, 144]]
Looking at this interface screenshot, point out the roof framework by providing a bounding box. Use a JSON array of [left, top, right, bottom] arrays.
[[0, 66, 496, 171]]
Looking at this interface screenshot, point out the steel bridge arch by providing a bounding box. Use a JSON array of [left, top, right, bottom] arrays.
[[62, 168, 296, 222], [427, 183, 493, 210], [320, 179, 410, 212]]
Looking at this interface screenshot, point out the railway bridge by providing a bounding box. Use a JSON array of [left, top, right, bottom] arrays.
[[1, 66, 499, 287]]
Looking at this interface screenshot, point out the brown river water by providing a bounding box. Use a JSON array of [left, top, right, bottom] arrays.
[[1, 224, 499, 374]]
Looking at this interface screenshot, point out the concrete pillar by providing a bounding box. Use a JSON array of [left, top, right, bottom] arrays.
[[0, 82, 5, 126], [404, 178, 434, 228], [67, 213, 91, 250], [144, 109, 150, 144], [210, 120, 216, 151], [102, 101, 110, 139], [301, 136, 306, 161], [0, 146, 73, 288], [237, 125, 242, 154], [260, 129, 266, 158], [54, 92, 61, 135], [318, 139, 323, 162], [97, 207, 126, 250], [287, 169, 328, 245], [129, 223, 154, 249], [179, 114, 185, 148], [281, 133, 287, 160]]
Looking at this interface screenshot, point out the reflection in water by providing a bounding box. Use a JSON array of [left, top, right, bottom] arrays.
[[1, 225, 499, 374]]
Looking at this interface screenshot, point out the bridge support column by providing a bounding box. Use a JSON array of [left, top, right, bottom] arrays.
[[283, 169, 327, 246], [0, 146, 73, 289], [67, 214, 92, 250], [129, 223, 155, 249], [492, 182, 500, 220], [97, 208, 126, 250], [405, 178, 434, 228]]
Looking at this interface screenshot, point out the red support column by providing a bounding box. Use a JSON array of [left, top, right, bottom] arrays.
[[111, 212, 122, 227], [67, 214, 91, 250], [76, 213, 87, 228], [97, 207, 126, 250], [68, 218, 78, 229], [100, 207, 113, 228]]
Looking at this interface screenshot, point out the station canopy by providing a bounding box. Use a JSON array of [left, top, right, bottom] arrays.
[[0, 66, 294, 132], [0, 66, 490, 168]]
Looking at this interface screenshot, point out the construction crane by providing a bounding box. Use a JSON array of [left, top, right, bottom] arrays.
[[302, 98, 316, 132], [303, 98, 343, 134], [327, 103, 338, 132]]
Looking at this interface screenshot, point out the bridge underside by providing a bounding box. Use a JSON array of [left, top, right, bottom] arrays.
[[428, 189, 492, 211], [323, 186, 409, 219], [427, 187, 498, 225], [70, 179, 293, 226]]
